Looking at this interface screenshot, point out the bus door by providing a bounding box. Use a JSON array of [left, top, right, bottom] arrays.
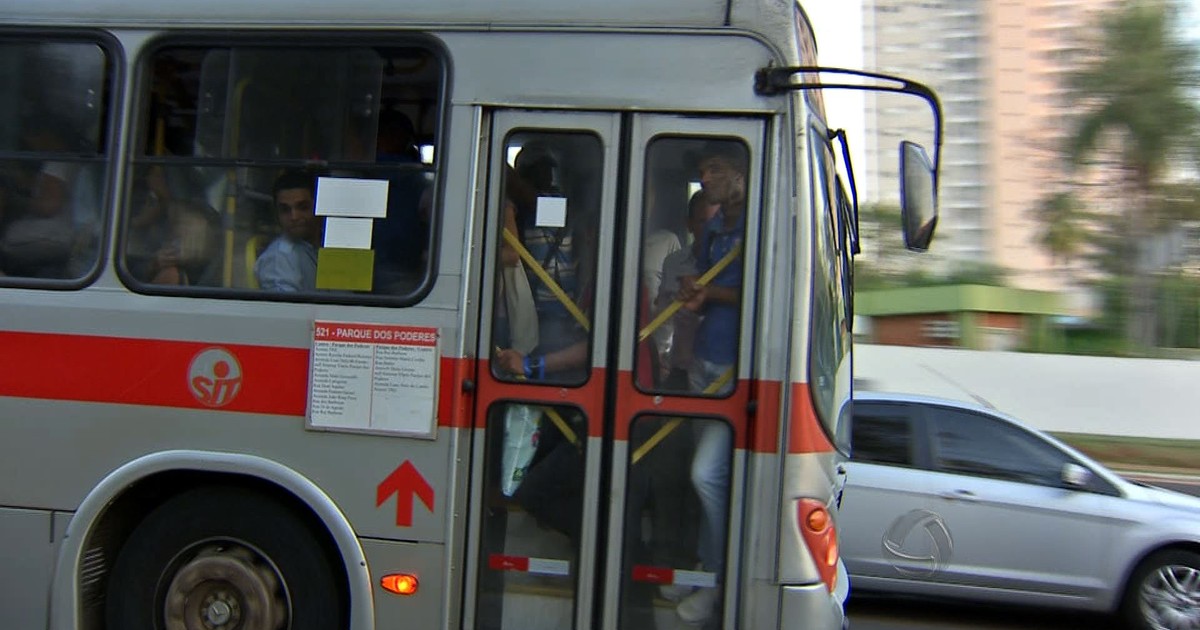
[[467, 109, 765, 630]]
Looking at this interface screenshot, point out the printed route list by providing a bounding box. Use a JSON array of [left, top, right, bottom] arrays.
[[309, 322, 439, 436]]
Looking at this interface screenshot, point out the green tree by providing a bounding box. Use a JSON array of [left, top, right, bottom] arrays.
[[1033, 190, 1088, 266], [853, 202, 907, 289], [1064, 0, 1200, 350]]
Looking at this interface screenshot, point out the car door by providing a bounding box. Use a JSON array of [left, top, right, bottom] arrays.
[[921, 404, 1122, 602], [840, 401, 940, 583]]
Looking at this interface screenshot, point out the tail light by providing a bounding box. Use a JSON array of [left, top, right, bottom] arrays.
[[797, 498, 839, 592]]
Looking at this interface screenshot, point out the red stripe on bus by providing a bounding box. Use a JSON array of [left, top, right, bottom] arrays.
[[631, 565, 674, 584], [751, 379, 781, 453], [788, 383, 835, 454], [473, 361, 609, 437], [0, 331, 309, 415], [1, 331, 831, 453], [487, 554, 530, 572], [0, 331, 470, 426], [440, 356, 474, 429]]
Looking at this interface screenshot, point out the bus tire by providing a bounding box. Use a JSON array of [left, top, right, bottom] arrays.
[[1119, 548, 1200, 630], [104, 485, 345, 630]]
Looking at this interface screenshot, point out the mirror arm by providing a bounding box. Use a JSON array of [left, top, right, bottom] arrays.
[[754, 65, 944, 181]]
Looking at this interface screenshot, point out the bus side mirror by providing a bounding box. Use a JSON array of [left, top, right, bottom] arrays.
[[899, 140, 937, 252]]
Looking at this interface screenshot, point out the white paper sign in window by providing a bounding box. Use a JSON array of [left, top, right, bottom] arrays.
[[535, 196, 567, 228], [315, 177, 389, 218]]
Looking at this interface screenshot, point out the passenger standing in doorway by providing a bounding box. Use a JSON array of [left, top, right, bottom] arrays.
[[673, 141, 747, 625], [655, 188, 720, 391], [255, 169, 321, 292], [493, 143, 590, 384]]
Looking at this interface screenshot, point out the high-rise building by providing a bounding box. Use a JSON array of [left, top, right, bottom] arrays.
[[862, 0, 1120, 292]]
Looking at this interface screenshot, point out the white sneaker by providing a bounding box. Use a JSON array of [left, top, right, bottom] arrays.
[[676, 587, 718, 624], [659, 582, 695, 602]]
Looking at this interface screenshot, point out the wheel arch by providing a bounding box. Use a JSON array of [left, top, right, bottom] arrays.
[[49, 449, 375, 630], [1113, 539, 1200, 613]]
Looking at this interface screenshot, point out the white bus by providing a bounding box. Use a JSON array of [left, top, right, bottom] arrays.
[[0, 1, 940, 629]]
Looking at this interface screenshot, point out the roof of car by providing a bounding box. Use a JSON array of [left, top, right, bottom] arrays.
[[854, 390, 998, 414], [854, 390, 1131, 487]]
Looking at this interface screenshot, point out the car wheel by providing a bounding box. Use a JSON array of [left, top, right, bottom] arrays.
[[1121, 549, 1200, 630], [105, 486, 345, 630]]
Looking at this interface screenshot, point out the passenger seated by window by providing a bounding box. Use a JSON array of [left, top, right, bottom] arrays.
[[127, 168, 222, 285], [255, 169, 321, 292], [126, 168, 173, 282], [160, 201, 221, 285], [0, 121, 83, 278]]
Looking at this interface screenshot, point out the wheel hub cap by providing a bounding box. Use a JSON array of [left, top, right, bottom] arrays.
[[1141, 563, 1200, 630], [163, 545, 287, 630]]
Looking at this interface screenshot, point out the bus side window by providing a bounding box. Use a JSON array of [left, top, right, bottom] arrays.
[[636, 137, 748, 398], [0, 40, 111, 283], [122, 43, 443, 301], [490, 132, 603, 388]]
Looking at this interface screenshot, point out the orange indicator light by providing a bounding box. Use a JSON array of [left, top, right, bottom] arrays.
[[381, 573, 419, 596], [805, 505, 830, 533]]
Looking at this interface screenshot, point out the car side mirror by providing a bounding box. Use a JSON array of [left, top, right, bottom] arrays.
[[1061, 462, 1093, 489]]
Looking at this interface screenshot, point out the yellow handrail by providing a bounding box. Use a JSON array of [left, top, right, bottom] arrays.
[[630, 367, 735, 465], [222, 77, 252, 288], [502, 227, 590, 332], [638, 241, 743, 343]]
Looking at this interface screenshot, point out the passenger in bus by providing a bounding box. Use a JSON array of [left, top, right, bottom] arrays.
[[639, 177, 683, 385], [125, 172, 171, 282], [371, 110, 431, 293], [0, 120, 83, 278], [493, 165, 539, 353], [492, 143, 592, 543], [0, 171, 8, 276], [493, 143, 590, 383], [642, 177, 683, 304], [672, 141, 747, 624], [656, 189, 720, 391], [127, 188, 221, 286], [255, 169, 321, 292]]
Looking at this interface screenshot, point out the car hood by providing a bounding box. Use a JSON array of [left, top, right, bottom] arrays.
[[1125, 481, 1200, 513]]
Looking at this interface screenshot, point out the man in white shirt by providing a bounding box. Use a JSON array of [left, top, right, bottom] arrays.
[[254, 170, 320, 292], [655, 189, 719, 390]]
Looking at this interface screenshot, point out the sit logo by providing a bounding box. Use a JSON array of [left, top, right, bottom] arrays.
[[188, 347, 243, 408]]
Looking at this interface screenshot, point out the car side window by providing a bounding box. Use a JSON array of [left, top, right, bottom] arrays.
[[928, 407, 1071, 487], [850, 404, 915, 467]]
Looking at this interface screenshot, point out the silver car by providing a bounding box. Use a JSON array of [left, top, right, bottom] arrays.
[[840, 392, 1200, 630]]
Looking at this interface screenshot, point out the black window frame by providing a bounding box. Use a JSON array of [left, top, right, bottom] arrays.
[[0, 28, 123, 291], [115, 32, 450, 306]]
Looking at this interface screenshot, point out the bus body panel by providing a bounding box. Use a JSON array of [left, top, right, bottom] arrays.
[[0, 0, 728, 29]]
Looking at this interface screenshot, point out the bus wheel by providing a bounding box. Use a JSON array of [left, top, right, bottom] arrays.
[[1121, 549, 1200, 630], [105, 486, 344, 630]]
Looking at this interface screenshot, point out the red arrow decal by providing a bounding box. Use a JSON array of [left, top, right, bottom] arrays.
[[376, 460, 435, 527]]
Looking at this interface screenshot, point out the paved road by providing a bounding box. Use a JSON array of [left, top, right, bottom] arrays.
[[847, 595, 1118, 630]]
